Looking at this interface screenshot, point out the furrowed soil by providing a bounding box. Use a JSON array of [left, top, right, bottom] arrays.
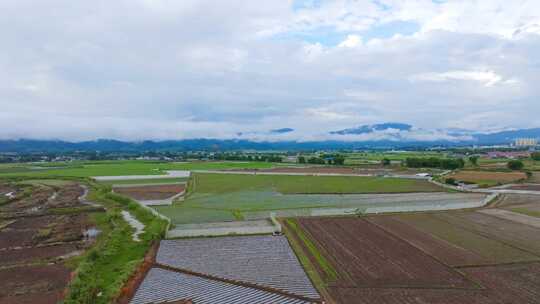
[[396, 213, 538, 264], [448, 171, 527, 184], [113, 184, 185, 200], [367, 216, 487, 267], [0, 182, 101, 304], [506, 184, 540, 191], [291, 214, 540, 304], [297, 217, 473, 289], [435, 212, 540, 255]]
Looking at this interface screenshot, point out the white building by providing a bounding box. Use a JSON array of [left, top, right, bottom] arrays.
[[514, 138, 538, 147]]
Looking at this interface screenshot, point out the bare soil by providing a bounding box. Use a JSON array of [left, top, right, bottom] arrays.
[[507, 184, 540, 191], [298, 217, 473, 289], [291, 214, 540, 304], [114, 184, 185, 200], [0, 264, 71, 304], [449, 171, 527, 184], [0, 183, 99, 304], [367, 216, 487, 267]]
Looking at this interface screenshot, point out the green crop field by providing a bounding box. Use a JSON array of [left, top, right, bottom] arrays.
[[189, 173, 441, 194], [153, 173, 444, 225], [0, 160, 282, 178], [100, 177, 189, 185]]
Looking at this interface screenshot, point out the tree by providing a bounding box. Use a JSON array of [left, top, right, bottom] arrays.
[[532, 152, 540, 161], [469, 156, 479, 166], [333, 155, 345, 165], [445, 178, 457, 185], [507, 160, 524, 170], [298, 156, 306, 164], [381, 158, 391, 166]]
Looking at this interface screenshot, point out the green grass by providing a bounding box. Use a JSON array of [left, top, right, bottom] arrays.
[[285, 218, 337, 281], [510, 208, 540, 218], [63, 181, 168, 304], [154, 173, 445, 225], [190, 173, 441, 194], [0, 160, 283, 178], [101, 177, 188, 185]]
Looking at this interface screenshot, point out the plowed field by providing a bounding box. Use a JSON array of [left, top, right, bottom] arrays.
[[114, 184, 185, 200], [289, 214, 540, 304]]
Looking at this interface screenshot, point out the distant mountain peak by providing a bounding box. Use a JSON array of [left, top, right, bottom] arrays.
[[270, 128, 294, 134], [330, 122, 412, 135]]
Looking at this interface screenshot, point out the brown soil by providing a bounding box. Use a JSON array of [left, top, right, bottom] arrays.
[[507, 184, 540, 191], [0, 183, 99, 304], [47, 184, 85, 208], [367, 216, 488, 267], [493, 194, 540, 208], [298, 217, 473, 289], [114, 184, 185, 200], [0, 244, 80, 266], [0, 229, 36, 248], [291, 214, 540, 304], [1, 186, 54, 212], [462, 262, 540, 304], [449, 171, 527, 184], [436, 212, 540, 255], [0, 264, 71, 304]]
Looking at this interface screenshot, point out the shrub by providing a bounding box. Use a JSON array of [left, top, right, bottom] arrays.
[[445, 178, 457, 185], [507, 160, 524, 170]]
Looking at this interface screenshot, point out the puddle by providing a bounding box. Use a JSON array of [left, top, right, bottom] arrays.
[[121, 211, 145, 242], [5, 192, 15, 199], [84, 227, 101, 239]]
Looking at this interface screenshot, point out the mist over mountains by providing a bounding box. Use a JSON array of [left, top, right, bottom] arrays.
[[1, 123, 539, 152]]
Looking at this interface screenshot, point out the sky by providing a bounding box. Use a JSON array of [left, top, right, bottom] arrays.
[[1, 0, 540, 142]]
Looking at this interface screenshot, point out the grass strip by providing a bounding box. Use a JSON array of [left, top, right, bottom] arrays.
[[510, 208, 540, 218], [285, 218, 337, 281], [62, 180, 168, 304]]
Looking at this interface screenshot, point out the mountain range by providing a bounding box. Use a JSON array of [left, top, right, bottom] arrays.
[[1, 123, 539, 152]]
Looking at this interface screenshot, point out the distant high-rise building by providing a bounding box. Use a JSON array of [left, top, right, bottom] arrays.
[[514, 138, 538, 147]]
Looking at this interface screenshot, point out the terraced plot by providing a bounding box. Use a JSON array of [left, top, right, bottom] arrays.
[[0, 183, 102, 304]]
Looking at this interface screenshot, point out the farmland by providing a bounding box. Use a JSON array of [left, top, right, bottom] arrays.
[[189, 172, 442, 194], [0, 160, 283, 178], [153, 172, 460, 225], [447, 170, 528, 186], [0, 181, 103, 304], [113, 184, 185, 201], [286, 211, 540, 304]]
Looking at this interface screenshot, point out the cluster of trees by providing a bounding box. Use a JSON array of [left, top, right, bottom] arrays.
[[212, 153, 282, 162], [405, 157, 465, 170], [507, 160, 524, 170], [532, 152, 540, 161], [298, 154, 345, 165]]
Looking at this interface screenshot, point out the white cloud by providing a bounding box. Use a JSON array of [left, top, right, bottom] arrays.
[[338, 34, 362, 48], [410, 70, 508, 87], [0, 0, 539, 141]]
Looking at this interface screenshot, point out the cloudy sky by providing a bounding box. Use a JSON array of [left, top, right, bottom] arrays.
[[1, 0, 540, 141]]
